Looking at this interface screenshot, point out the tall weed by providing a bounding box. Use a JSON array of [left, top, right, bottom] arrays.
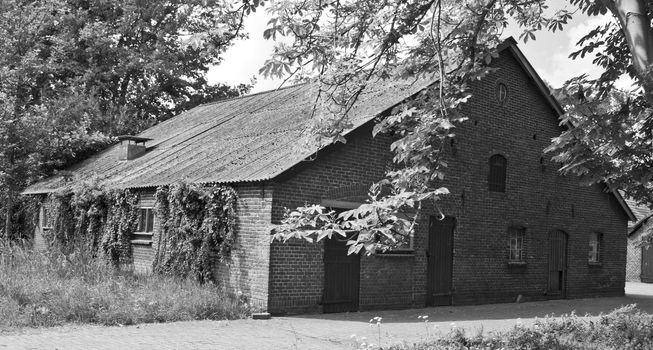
[[0, 241, 249, 329]]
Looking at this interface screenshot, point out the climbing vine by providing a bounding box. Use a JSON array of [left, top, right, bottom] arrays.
[[153, 182, 237, 283], [41, 180, 236, 280], [44, 180, 138, 265], [101, 190, 139, 264]]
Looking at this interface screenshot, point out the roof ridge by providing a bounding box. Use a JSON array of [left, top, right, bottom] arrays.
[[200, 81, 310, 107]]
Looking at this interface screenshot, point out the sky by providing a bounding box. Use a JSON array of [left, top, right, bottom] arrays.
[[207, 2, 622, 94]]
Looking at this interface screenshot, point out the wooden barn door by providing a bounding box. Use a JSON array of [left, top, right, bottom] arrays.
[[426, 216, 455, 306], [641, 246, 653, 283], [547, 230, 568, 297], [323, 235, 360, 313]]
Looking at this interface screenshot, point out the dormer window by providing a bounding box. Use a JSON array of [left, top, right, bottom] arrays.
[[117, 135, 152, 160]]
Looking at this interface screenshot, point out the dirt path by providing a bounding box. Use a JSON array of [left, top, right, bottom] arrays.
[[2, 282, 652, 350]]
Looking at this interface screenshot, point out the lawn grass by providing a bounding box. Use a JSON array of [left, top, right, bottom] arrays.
[[0, 241, 250, 329], [386, 304, 653, 350]]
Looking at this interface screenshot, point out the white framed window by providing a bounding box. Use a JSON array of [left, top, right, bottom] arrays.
[[132, 207, 155, 246], [136, 207, 154, 233], [589, 232, 601, 263], [508, 227, 525, 263]]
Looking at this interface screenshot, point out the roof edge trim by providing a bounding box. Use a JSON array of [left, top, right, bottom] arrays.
[[498, 37, 565, 117], [609, 186, 637, 222], [630, 213, 653, 236], [20, 177, 271, 196]]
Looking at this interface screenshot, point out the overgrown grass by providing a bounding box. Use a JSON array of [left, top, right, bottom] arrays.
[[386, 305, 653, 350], [0, 241, 250, 329]]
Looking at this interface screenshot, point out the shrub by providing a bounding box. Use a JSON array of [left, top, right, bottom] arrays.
[[0, 241, 249, 329], [386, 305, 653, 350]]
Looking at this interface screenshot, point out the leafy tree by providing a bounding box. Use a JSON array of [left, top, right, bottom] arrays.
[[547, 0, 653, 210], [260, 0, 653, 252], [0, 0, 253, 238]]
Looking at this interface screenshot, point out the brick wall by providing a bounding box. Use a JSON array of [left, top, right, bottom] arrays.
[[214, 183, 273, 311], [627, 220, 652, 281], [627, 229, 642, 282], [359, 255, 418, 309], [269, 124, 397, 314], [439, 51, 627, 304], [267, 48, 628, 314], [33, 197, 49, 251], [33, 227, 47, 251]]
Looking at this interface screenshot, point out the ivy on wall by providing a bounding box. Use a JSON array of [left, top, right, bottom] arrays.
[[45, 180, 138, 265], [102, 190, 139, 264], [42, 181, 237, 282], [153, 182, 237, 283]]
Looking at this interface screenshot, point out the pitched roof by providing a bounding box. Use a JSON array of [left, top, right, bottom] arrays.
[[22, 77, 434, 194], [18, 38, 640, 223]]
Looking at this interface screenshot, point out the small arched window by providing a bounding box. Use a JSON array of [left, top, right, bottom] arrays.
[[497, 83, 508, 105], [488, 154, 507, 192]]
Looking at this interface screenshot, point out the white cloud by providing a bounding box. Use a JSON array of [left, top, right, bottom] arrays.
[[207, 10, 283, 93]]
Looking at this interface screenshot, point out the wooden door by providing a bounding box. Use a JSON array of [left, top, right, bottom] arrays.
[[641, 246, 653, 283], [547, 230, 568, 296], [426, 216, 455, 306], [323, 235, 360, 313]]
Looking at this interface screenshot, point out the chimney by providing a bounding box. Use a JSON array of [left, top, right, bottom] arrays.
[[117, 135, 152, 160]]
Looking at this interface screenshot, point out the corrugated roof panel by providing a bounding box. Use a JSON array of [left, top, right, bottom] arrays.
[[22, 78, 434, 194]]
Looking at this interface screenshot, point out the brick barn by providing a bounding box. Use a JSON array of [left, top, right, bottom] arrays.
[[23, 38, 635, 314]]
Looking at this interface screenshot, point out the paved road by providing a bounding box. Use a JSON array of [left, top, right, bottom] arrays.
[[1, 282, 652, 350]]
